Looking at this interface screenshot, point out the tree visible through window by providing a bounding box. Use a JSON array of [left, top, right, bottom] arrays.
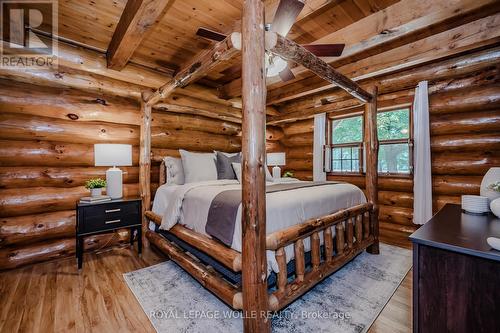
[[377, 108, 412, 174], [329, 115, 363, 173], [326, 107, 413, 175]]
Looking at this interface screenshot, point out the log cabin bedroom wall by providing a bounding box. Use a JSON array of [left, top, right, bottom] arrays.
[[0, 81, 251, 269], [0, 76, 281, 269], [273, 46, 500, 248]]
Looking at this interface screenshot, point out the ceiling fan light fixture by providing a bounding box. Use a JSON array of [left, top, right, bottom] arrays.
[[265, 53, 288, 77]]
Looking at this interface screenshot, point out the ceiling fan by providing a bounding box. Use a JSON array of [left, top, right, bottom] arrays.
[[195, 0, 345, 82]]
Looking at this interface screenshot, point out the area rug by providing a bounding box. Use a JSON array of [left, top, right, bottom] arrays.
[[124, 243, 411, 333]]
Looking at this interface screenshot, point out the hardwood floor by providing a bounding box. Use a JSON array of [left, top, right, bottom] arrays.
[[0, 243, 412, 332]]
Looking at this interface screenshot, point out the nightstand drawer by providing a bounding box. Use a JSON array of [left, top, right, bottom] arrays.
[[78, 200, 141, 234], [82, 201, 139, 219], [81, 213, 140, 233]]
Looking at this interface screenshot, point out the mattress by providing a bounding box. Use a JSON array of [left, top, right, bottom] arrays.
[[152, 179, 366, 273]]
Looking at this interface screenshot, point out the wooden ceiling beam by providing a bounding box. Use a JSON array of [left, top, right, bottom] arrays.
[[284, 45, 500, 113], [107, 0, 174, 70], [267, 12, 500, 104], [143, 33, 240, 106], [220, 0, 500, 102], [1, 37, 169, 89], [267, 32, 372, 102], [267, 45, 500, 125]]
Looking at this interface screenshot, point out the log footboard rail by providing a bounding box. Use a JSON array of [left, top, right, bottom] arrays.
[[144, 202, 378, 312]]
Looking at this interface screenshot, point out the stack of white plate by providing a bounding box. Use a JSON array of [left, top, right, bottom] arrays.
[[461, 195, 490, 214]]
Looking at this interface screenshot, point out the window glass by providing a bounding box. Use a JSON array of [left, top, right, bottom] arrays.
[[332, 116, 363, 144], [377, 109, 410, 140], [377, 108, 411, 174], [332, 146, 360, 173]]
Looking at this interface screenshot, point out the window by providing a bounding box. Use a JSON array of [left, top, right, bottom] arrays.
[[328, 115, 363, 173], [377, 107, 412, 175]]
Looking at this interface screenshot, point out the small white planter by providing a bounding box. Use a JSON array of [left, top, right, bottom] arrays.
[[480, 167, 500, 201], [491, 198, 500, 218], [90, 188, 103, 197]]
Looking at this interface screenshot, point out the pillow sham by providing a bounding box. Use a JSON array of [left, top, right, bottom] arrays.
[[231, 162, 242, 183], [179, 149, 217, 183], [231, 162, 274, 183], [216, 151, 241, 179], [215, 150, 240, 157], [163, 156, 185, 185]]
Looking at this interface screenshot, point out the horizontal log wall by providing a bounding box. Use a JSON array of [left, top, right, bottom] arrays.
[[277, 47, 500, 248], [0, 76, 283, 270], [150, 110, 240, 196], [0, 79, 144, 269], [150, 110, 283, 194]]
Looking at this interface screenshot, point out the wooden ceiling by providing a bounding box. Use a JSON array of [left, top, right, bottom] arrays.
[[7, 0, 500, 116], [56, 0, 398, 77]]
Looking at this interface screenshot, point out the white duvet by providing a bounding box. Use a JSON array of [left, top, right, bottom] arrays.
[[152, 179, 366, 273]]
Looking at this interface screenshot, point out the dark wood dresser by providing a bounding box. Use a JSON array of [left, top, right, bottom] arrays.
[[410, 204, 500, 333]]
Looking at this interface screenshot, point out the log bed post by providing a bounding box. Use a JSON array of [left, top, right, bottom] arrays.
[[241, 0, 270, 332], [140, 100, 152, 248], [364, 86, 379, 254]]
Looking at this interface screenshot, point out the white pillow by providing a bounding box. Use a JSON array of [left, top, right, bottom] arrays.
[[232, 163, 242, 183], [163, 157, 184, 185], [232, 162, 273, 183], [179, 150, 217, 183]]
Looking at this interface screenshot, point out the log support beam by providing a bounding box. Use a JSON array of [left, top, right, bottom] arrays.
[[364, 86, 379, 254], [143, 33, 240, 106], [241, 0, 270, 331], [139, 101, 152, 248], [266, 32, 372, 103]]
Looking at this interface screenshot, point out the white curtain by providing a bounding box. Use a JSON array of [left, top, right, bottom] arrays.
[[413, 81, 433, 224], [313, 113, 327, 181]]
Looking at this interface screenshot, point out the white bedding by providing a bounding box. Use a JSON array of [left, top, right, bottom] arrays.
[[152, 179, 366, 273]]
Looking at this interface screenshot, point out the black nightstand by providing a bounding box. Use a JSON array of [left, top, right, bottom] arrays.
[[76, 197, 142, 269]]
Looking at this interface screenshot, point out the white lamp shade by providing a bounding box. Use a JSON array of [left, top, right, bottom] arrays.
[[267, 152, 286, 166], [94, 144, 132, 167]]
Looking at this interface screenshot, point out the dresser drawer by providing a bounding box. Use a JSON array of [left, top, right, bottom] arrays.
[[78, 200, 141, 234]]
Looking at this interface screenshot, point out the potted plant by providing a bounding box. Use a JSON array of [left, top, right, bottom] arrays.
[[85, 178, 106, 197], [489, 181, 500, 218]]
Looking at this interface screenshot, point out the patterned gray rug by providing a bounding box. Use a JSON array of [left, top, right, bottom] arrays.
[[124, 243, 411, 333]]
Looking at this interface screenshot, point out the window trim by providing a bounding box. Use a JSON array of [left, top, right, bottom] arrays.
[[376, 105, 414, 177], [325, 113, 364, 175], [325, 105, 414, 177]]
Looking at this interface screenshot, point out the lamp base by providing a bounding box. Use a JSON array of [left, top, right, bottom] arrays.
[[272, 166, 281, 179], [106, 167, 123, 199]]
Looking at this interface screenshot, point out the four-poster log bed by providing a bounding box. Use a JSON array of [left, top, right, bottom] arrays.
[[138, 0, 379, 331]]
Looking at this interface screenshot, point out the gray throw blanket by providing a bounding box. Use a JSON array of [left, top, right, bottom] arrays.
[[205, 181, 340, 246]]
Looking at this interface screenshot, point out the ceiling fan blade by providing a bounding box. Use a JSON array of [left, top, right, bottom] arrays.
[[271, 0, 305, 37], [196, 27, 227, 42], [302, 44, 345, 57], [279, 66, 295, 82]]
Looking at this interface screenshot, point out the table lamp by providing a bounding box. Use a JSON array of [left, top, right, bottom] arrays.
[[94, 144, 132, 199], [267, 152, 286, 179]]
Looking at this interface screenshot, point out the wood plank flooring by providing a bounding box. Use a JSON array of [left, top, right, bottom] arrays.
[[0, 243, 412, 332]]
